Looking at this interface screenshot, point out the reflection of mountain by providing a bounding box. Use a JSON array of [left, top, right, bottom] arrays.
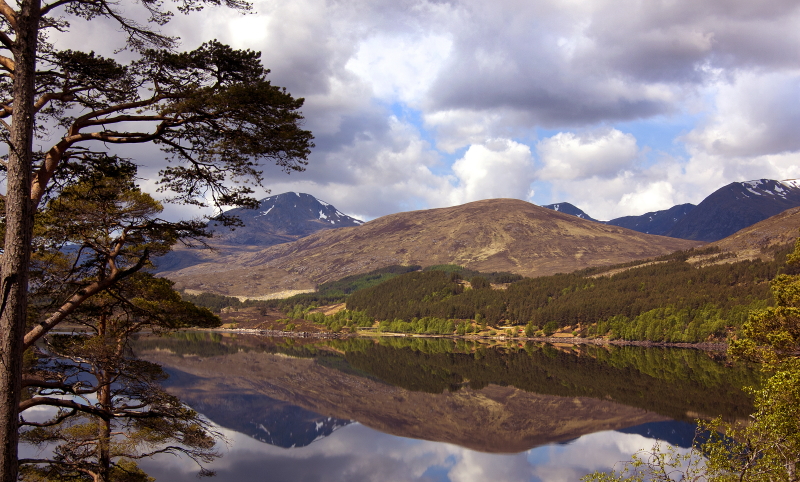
[[163, 367, 352, 448], [140, 342, 673, 453], [616, 420, 699, 449], [135, 335, 756, 453]]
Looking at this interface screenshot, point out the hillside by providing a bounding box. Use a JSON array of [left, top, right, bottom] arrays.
[[153, 192, 363, 272], [666, 179, 800, 241], [339, 206, 800, 342], [162, 198, 699, 298], [708, 206, 800, 261]]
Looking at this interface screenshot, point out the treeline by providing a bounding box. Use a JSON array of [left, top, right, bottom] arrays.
[[179, 291, 251, 313], [347, 246, 795, 342], [181, 265, 422, 313], [422, 264, 524, 284], [182, 264, 523, 316], [297, 308, 374, 333], [376, 317, 456, 335]]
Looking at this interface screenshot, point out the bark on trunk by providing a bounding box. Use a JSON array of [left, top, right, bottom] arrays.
[[97, 370, 112, 482], [0, 1, 40, 481]]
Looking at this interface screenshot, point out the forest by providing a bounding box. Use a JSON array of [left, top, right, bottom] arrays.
[[181, 245, 794, 343], [344, 246, 793, 342]]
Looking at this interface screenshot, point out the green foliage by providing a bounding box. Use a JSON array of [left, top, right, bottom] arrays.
[[183, 265, 424, 314], [585, 237, 800, 482], [17, 164, 221, 481], [423, 264, 523, 284], [303, 308, 374, 332], [377, 317, 456, 335], [470, 276, 490, 290], [179, 291, 246, 313], [346, 247, 789, 341]]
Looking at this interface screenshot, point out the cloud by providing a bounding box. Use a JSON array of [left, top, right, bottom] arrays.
[[32, 0, 800, 223], [254, 134, 536, 221], [346, 33, 453, 106], [449, 139, 536, 205], [536, 129, 641, 181], [683, 71, 800, 158]]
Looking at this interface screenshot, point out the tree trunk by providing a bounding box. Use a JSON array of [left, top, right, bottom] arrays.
[[97, 370, 112, 482], [0, 1, 40, 481]]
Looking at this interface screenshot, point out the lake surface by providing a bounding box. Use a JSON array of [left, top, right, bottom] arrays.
[[130, 333, 757, 482]]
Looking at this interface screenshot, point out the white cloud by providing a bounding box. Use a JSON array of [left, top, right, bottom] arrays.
[[35, 0, 800, 223], [683, 71, 800, 158], [537, 129, 640, 181], [447, 139, 535, 205], [346, 33, 453, 106]]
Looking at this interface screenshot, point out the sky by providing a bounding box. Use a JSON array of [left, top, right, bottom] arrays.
[[46, 0, 800, 221]]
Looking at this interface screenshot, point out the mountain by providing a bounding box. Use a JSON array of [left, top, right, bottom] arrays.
[[208, 192, 363, 246], [606, 204, 696, 235], [665, 179, 800, 241], [153, 192, 363, 272], [544, 179, 800, 242], [541, 202, 599, 222], [161, 198, 699, 298]]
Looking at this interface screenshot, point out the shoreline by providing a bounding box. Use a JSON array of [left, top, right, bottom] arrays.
[[201, 327, 729, 351]]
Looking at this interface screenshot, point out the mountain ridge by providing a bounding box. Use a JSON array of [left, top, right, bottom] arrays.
[[162, 198, 699, 297], [542, 179, 800, 241], [154, 192, 362, 273]]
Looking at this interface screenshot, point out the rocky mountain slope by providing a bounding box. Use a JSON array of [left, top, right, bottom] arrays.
[[542, 202, 598, 221], [153, 192, 362, 272], [606, 204, 696, 236], [162, 198, 699, 298], [208, 192, 363, 245], [666, 179, 800, 241], [543, 179, 800, 242]]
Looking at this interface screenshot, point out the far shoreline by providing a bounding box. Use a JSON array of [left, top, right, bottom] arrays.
[[197, 327, 729, 351]]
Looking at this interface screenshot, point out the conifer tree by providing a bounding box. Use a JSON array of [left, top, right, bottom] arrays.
[[0, 1, 314, 478], [17, 160, 223, 481]]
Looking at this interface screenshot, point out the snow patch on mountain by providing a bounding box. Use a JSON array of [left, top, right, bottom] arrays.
[[781, 179, 800, 190]]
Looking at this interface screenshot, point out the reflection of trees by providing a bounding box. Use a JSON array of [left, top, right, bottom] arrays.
[[138, 333, 759, 423], [340, 342, 757, 422]]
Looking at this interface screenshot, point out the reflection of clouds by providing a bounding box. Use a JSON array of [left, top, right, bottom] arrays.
[[138, 421, 678, 482]]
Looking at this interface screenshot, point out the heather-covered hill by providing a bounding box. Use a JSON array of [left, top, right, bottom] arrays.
[[162, 198, 698, 298]]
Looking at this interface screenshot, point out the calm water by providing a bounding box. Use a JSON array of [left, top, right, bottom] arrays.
[[123, 334, 756, 482]]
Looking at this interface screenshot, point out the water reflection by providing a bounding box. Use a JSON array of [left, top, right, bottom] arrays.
[[138, 422, 685, 482], [131, 333, 752, 481]]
